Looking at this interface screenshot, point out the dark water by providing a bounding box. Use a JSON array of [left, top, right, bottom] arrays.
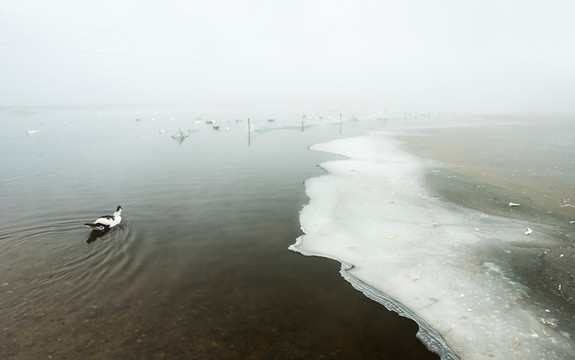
[[0, 106, 438, 359]]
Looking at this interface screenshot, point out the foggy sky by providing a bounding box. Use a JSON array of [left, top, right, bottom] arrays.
[[1, 0, 574, 113]]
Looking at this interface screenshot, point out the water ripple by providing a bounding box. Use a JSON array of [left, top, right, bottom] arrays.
[[0, 215, 143, 320]]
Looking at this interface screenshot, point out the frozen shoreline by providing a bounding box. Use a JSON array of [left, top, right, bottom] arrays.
[[290, 236, 458, 359], [291, 131, 574, 359]]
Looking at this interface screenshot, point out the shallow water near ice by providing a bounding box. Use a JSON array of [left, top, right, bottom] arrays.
[[0, 105, 441, 359], [293, 116, 575, 359]]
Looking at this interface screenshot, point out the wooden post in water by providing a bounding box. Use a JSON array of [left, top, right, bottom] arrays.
[[248, 118, 251, 147]]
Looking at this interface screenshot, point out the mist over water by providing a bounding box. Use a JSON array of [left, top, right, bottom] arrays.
[[2, 1, 575, 359], [1, 105, 443, 359], [2, 103, 575, 359]]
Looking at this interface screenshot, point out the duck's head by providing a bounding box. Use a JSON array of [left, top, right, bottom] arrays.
[[116, 205, 123, 212]]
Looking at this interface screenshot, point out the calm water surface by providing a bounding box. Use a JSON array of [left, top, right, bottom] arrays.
[[0, 106, 437, 359]]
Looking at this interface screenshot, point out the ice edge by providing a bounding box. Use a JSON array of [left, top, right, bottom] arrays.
[[289, 236, 458, 360]]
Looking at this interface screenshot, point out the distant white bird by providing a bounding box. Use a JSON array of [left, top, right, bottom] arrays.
[[85, 206, 123, 231], [26, 130, 39, 135], [525, 228, 533, 235], [509, 202, 520, 207]]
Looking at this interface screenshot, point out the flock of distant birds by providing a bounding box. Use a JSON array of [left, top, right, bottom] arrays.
[[23, 110, 449, 138]]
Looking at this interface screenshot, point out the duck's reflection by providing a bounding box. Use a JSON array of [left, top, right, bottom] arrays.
[[86, 230, 108, 244], [86, 224, 127, 244]]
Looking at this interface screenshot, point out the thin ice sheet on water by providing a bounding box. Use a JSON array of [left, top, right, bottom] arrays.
[[291, 132, 573, 359]]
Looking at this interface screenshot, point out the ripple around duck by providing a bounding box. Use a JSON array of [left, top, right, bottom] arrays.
[[0, 215, 143, 319]]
